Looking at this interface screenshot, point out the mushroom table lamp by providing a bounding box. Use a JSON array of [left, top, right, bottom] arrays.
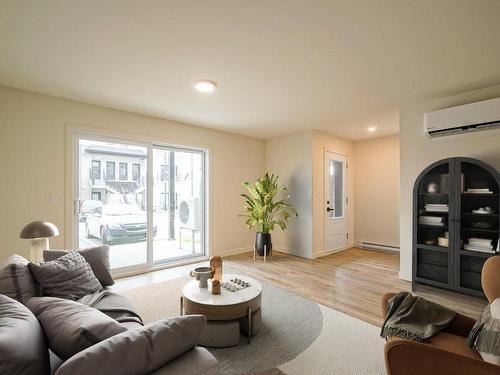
[[19, 221, 59, 262]]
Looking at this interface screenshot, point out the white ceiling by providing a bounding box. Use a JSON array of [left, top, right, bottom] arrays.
[[1, 1, 500, 140]]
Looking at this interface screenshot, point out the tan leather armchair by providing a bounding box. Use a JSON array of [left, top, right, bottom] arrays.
[[382, 256, 500, 375]]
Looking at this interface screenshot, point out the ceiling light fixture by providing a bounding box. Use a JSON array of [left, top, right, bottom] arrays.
[[194, 80, 217, 93], [368, 126, 377, 133]]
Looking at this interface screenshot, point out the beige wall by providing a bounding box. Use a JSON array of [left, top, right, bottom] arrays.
[[265, 131, 313, 258], [354, 135, 400, 249], [311, 130, 355, 257], [399, 84, 500, 280], [0, 86, 265, 261]]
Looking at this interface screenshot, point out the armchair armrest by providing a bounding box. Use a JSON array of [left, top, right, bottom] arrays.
[[385, 338, 499, 375], [380, 292, 476, 337]]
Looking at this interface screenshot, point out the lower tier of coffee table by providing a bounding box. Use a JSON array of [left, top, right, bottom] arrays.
[[180, 295, 262, 346]]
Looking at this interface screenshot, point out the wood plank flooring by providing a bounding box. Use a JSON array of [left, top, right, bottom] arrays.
[[224, 248, 486, 326], [115, 247, 486, 327]]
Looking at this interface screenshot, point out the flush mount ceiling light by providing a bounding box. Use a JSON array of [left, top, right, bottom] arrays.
[[368, 126, 377, 133], [194, 80, 217, 93]]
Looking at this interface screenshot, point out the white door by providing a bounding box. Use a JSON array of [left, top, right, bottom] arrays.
[[324, 151, 347, 252]]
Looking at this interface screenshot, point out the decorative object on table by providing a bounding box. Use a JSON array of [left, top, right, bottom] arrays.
[[211, 279, 221, 295], [189, 267, 215, 288], [239, 172, 297, 259], [427, 182, 439, 193], [210, 256, 223, 281], [19, 221, 59, 262], [221, 277, 252, 293]]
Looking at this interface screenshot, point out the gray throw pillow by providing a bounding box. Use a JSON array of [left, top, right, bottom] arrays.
[[55, 315, 207, 375], [0, 254, 39, 303], [44, 246, 114, 286], [27, 297, 127, 360], [29, 252, 102, 300], [0, 294, 50, 375]]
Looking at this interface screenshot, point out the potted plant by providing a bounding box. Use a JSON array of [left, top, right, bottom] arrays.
[[240, 172, 297, 256]]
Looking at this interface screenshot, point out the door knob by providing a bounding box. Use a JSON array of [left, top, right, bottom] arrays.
[[326, 207, 334, 212]]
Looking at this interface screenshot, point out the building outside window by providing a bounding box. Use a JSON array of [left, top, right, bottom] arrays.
[[132, 163, 140, 182], [119, 162, 128, 180], [106, 161, 115, 180], [91, 160, 101, 180]]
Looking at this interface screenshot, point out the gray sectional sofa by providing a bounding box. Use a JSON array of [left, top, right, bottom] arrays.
[[0, 249, 219, 375]]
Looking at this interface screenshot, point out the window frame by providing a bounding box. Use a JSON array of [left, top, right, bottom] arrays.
[[70, 129, 209, 277], [106, 161, 116, 180], [119, 162, 128, 181]]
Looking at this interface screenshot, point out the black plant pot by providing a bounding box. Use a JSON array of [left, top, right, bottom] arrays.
[[255, 232, 272, 256]]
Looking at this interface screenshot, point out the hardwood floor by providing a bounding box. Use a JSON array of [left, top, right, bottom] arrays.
[[224, 248, 486, 326], [115, 247, 486, 327]]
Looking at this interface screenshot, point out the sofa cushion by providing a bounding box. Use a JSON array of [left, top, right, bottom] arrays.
[[44, 246, 114, 287], [29, 251, 102, 300], [0, 254, 39, 303], [27, 296, 127, 360], [149, 347, 219, 375], [0, 294, 50, 375], [55, 315, 207, 375]]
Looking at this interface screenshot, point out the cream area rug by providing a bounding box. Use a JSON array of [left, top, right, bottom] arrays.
[[120, 276, 386, 375]]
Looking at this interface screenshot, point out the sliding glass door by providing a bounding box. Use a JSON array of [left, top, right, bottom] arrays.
[[152, 146, 205, 262], [75, 135, 206, 273]]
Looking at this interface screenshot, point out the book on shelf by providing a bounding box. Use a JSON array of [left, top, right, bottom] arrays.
[[463, 245, 495, 253], [419, 216, 444, 226], [425, 203, 449, 212], [465, 188, 493, 194], [465, 237, 495, 253]]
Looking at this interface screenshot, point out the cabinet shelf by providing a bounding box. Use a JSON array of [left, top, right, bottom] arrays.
[[461, 227, 499, 233], [416, 244, 448, 252], [461, 212, 498, 218], [413, 157, 500, 298], [459, 250, 496, 258]]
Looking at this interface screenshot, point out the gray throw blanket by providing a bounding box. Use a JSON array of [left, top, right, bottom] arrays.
[[380, 292, 456, 342], [78, 289, 143, 325]]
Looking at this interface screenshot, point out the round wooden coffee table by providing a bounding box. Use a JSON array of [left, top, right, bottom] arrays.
[[180, 273, 262, 344]]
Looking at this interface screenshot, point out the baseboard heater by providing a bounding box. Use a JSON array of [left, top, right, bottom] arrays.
[[357, 242, 399, 253]]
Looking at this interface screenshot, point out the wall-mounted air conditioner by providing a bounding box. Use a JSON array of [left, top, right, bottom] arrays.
[[424, 97, 500, 138]]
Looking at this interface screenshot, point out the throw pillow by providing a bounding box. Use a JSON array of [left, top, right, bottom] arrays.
[[0, 294, 50, 375], [55, 315, 207, 375], [27, 297, 127, 360], [467, 297, 500, 365], [44, 246, 114, 286], [0, 254, 39, 303], [28, 252, 102, 300]]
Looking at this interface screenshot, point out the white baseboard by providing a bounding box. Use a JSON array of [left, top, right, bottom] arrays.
[[215, 246, 252, 257], [398, 271, 412, 281], [357, 242, 400, 253]]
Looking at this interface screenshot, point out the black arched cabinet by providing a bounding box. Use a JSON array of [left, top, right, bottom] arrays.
[[413, 157, 500, 297]]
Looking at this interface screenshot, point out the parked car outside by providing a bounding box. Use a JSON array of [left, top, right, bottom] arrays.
[[79, 200, 103, 222], [86, 204, 157, 245]]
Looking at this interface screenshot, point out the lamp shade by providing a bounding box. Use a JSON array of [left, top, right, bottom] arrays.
[[19, 221, 59, 239]]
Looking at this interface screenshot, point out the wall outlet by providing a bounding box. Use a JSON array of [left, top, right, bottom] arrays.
[[46, 194, 56, 205]]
